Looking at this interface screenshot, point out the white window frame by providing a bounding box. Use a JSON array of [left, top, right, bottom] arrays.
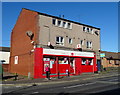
[[91, 28, 94, 34], [67, 23, 71, 29], [63, 21, 66, 28], [52, 19, 56, 25], [94, 31, 99, 36], [56, 36, 64, 46], [80, 40, 84, 46], [86, 41, 92, 49], [83, 26, 86, 31]]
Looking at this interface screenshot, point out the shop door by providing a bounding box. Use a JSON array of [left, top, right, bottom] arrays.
[[69, 58, 75, 74], [43, 56, 57, 75], [75, 58, 81, 75]]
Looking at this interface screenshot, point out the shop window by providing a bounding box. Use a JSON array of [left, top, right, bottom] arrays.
[[82, 58, 86, 65], [70, 58, 75, 68], [56, 36, 64, 46], [58, 57, 68, 64], [82, 58, 93, 65], [43, 56, 56, 70], [88, 59, 93, 65]]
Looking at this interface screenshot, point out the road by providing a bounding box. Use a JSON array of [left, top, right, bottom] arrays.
[[2, 75, 120, 95]]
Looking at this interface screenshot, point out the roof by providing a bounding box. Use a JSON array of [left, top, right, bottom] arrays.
[[22, 8, 100, 30], [0, 47, 10, 52], [101, 51, 119, 60]]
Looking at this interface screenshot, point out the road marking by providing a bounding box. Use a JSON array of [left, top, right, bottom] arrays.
[[16, 86, 22, 88], [107, 79, 118, 82], [33, 92, 39, 94], [64, 82, 96, 89], [4, 87, 9, 88]]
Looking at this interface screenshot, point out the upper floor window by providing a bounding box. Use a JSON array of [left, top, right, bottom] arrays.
[[80, 40, 84, 46], [67, 23, 71, 29], [56, 36, 64, 46], [52, 19, 56, 25], [83, 26, 95, 34], [87, 28, 90, 32], [91, 28, 93, 34], [86, 41, 92, 49], [58, 20, 61, 27], [95, 31, 99, 36], [83, 27, 86, 31], [63, 22, 66, 28], [52, 18, 72, 29], [68, 38, 72, 44]]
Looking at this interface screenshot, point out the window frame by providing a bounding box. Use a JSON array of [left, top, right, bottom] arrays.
[[80, 40, 84, 46], [68, 38, 73, 44], [56, 36, 64, 46], [86, 41, 92, 49], [52, 19, 56, 25]]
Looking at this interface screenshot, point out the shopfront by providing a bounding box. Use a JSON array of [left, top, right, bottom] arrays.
[[34, 48, 97, 78]]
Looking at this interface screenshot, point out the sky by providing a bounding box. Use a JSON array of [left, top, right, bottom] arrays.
[[2, 2, 118, 52]]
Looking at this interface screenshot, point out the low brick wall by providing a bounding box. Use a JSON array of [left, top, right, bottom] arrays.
[[2, 64, 9, 72]]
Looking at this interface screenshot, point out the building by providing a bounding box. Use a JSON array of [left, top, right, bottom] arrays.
[[9, 8, 100, 78], [101, 51, 120, 68], [0, 47, 10, 72]]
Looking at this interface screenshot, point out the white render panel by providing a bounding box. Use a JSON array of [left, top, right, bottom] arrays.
[[43, 49, 94, 57], [0, 51, 10, 64]]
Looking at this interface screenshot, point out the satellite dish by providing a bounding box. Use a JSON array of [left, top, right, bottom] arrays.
[[26, 31, 34, 40], [26, 31, 33, 37]]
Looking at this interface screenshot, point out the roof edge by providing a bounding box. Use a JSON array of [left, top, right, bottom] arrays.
[[22, 8, 100, 30]]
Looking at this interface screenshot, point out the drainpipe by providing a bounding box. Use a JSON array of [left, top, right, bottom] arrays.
[[44, 25, 50, 42]]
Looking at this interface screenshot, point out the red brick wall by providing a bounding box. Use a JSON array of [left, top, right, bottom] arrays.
[[2, 64, 9, 72], [9, 9, 39, 77]]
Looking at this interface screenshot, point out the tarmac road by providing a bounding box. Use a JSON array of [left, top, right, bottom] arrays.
[[2, 74, 120, 95]]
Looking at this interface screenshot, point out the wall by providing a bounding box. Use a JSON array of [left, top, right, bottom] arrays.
[[9, 9, 39, 77], [0, 51, 10, 64], [2, 64, 9, 72], [101, 58, 119, 68], [38, 15, 100, 59]]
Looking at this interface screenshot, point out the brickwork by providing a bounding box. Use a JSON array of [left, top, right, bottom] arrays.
[[9, 9, 39, 77]]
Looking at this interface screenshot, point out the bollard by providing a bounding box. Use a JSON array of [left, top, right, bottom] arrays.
[[58, 71, 60, 79], [68, 71, 70, 77], [15, 73, 18, 80]]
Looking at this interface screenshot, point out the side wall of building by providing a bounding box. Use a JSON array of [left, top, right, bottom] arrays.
[[9, 9, 39, 77]]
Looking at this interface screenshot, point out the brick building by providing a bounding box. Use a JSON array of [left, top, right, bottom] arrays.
[[101, 51, 120, 68], [9, 8, 101, 78]]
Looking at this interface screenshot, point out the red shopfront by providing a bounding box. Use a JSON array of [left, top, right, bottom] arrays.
[[34, 48, 97, 79]]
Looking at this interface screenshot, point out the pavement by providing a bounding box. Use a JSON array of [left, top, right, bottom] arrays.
[[1, 70, 119, 86]]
